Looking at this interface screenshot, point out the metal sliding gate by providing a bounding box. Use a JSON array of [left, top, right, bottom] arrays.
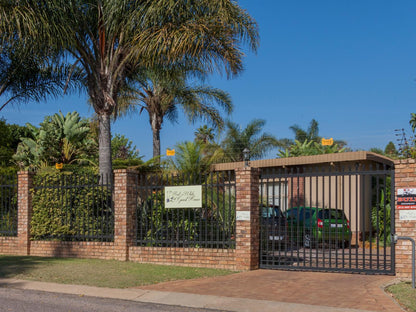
[[259, 163, 395, 274]]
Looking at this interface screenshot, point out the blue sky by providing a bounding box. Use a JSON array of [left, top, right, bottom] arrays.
[[2, 1, 416, 160]]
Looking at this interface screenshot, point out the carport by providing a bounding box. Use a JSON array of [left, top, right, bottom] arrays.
[[213, 151, 395, 274]]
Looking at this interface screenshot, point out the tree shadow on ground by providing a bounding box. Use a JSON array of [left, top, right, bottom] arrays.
[[0, 255, 72, 278]]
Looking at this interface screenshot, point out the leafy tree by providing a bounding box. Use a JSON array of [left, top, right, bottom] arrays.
[[0, 119, 32, 166], [120, 65, 232, 160], [384, 141, 398, 157], [0, 119, 13, 166], [369, 147, 385, 155], [1, 0, 259, 176], [221, 119, 280, 161], [111, 134, 139, 160]]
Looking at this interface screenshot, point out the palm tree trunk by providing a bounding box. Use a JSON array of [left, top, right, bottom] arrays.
[[150, 113, 162, 162], [98, 113, 112, 180], [152, 127, 161, 161]]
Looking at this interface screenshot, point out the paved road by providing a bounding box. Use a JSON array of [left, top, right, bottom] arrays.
[[0, 288, 227, 312]]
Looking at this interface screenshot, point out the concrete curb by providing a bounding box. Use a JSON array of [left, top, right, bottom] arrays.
[[0, 278, 378, 312]]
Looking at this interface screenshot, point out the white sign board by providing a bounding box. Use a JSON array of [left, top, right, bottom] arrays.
[[236, 211, 250, 221], [399, 210, 416, 221], [165, 185, 202, 208]]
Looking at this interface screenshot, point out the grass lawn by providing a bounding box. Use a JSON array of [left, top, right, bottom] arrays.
[[386, 281, 416, 312], [0, 256, 235, 288]]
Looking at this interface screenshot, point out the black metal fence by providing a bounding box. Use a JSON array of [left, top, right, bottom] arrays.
[[0, 175, 18, 236], [259, 163, 394, 274], [135, 171, 236, 249], [31, 173, 114, 242]]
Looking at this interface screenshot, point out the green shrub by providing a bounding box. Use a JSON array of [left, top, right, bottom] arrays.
[[0, 170, 18, 236], [31, 169, 113, 241]]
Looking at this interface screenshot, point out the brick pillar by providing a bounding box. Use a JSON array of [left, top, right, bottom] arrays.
[[235, 167, 260, 271], [113, 169, 137, 261], [394, 159, 416, 278], [17, 171, 34, 255]]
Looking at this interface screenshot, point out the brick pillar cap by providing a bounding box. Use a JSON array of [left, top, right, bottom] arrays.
[[17, 170, 35, 175], [113, 169, 139, 174]]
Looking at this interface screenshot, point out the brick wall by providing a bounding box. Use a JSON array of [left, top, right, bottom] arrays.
[[1, 169, 263, 271], [394, 159, 416, 278], [30, 241, 115, 260], [129, 247, 236, 270], [0, 237, 19, 255]]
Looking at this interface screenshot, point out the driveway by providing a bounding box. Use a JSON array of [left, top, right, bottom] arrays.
[[140, 269, 403, 312]]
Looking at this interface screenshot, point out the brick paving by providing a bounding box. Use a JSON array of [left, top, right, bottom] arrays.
[[140, 270, 404, 312]]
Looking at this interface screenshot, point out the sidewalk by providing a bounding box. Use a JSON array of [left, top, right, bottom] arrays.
[[0, 270, 405, 312]]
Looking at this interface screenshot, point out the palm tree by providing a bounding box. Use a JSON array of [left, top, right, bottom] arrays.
[[282, 119, 346, 149], [221, 119, 280, 161], [195, 125, 215, 144], [1, 0, 259, 176], [0, 41, 79, 111], [120, 64, 232, 160], [289, 119, 320, 143], [169, 141, 209, 181]]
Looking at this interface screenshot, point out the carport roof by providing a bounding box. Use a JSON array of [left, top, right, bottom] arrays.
[[211, 151, 394, 171]]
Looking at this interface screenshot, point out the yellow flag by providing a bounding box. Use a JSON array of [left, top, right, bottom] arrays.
[[321, 138, 334, 146], [166, 149, 175, 156]]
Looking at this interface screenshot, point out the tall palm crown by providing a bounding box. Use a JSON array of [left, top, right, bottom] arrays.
[[122, 64, 232, 159], [1, 0, 259, 175], [222, 119, 280, 162], [289, 119, 320, 143]]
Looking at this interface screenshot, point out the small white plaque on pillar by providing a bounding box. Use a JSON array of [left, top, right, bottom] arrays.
[[236, 211, 250, 221], [399, 210, 416, 221]]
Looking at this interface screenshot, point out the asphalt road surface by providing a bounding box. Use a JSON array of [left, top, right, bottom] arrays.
[[0, 288, 227, 312]]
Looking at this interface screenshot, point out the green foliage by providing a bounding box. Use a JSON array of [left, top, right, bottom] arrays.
[[0, 173, 17, 236], [194, 125, 216, 144], [0, 119, 31, 166], [371, 176, 392, 246], [111, 134, 139, 160], [279, 119, 347, 151], [369, 147, 384, 155], [221, 119, 280, 161], [13, 111, 97, 169], [119, 64, 233, 159], [138, 191, 200, 245], [168, 141, 218, 179], [137, 171, 236, 248], [0, 167, 18, 176], [1, 0, 259, 175], [30, 170, 113, 241], [384, 141, 398, 157], [277, 139, 346, 158]]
